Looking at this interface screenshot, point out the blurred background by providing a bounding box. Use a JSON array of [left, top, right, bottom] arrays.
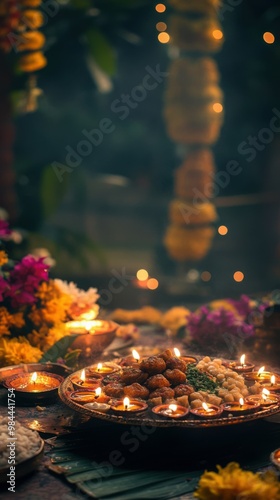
[[1, 0, 280, 308]]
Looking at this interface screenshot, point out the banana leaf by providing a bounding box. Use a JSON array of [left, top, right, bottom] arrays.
[[40, 335, 78, 363]]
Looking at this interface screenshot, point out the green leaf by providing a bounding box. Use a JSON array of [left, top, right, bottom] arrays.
[[64, 349, 82, 368], [85, 28, 116, 77], [40, 335, 78, 363], [40, 166, 69, 218]]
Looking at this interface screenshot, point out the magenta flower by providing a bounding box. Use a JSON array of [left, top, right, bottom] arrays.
[[7, 255, 49, 307], [0, 220, 11, 237]]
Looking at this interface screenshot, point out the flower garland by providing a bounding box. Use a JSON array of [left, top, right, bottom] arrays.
[[162, 0, 224, 261], [0, 218, 100, 367]]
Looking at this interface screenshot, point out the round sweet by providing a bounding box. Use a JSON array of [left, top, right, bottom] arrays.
[[103, 383, 124, 398], [165, 369, 187, 385], [149, 387, 175, 400], [174, 384, 195, 397], [123, 383, 149, 399], [165, 357, 187, 372], [145, 374, 171, 390], [169, 15, 224, 53], [121, 368, 148, 385], [168, 200, 217, 226], [140, 356, 166, 374]]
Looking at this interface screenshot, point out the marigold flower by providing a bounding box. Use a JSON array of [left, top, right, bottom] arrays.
[[195, 462, 280, 500], [17, 31, 45, 52], [19, 9, 44, 30], [0, 337, 42, 367], [18, 51, 47, 72], [0, 250, 8, 266]]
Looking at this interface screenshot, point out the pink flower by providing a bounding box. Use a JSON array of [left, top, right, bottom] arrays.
[[7, 255, 49, 307], [0, 220, 11, 237]]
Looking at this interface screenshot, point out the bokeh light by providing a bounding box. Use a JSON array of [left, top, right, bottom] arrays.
[[218, 225, 228, 235], [201, 271, 212, 282], [147, 278, 159, 290], [233, 271, 244, 282], [155, 3, 166, 13], [158, 32, 170, 43], [212, 30, 223, 40], [213, 102, 223, 113], [136, 269, 149, 281], [156, 22, 167, 32], [263, 32, 275, 44]]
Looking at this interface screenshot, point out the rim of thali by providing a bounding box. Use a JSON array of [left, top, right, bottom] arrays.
[[58, 369, 280, 428]]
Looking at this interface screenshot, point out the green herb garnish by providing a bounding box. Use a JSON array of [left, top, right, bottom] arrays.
[[186, 364, 218, 394]]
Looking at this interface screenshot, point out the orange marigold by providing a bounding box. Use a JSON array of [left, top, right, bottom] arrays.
[[0, 250, 8, 266], [0, 337, 42, 367]]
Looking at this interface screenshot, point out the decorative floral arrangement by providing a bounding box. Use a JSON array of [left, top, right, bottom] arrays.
[[0, 219, 100, 367], [184, 294, 271, 353], [195, 462, 280, 500]]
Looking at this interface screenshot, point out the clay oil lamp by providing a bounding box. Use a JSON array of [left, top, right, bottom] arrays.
[[222, 397, 260, 415], [246, 388, 279, 408], [3, 371, 63, 403], [173, 348, 197, 365], [71, 369, 102, 390], [225, 354, 255, 374], [152, 403, 189, 419], [111, 397, 148, 415], [262, 375, 280, 392], [190, 402, 222, 419], [244, 366, 273, 385], [88, 362, 121, 376]]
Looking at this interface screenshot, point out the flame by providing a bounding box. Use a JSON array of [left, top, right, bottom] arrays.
[[123, 397, 130, 409], [79, 310, 98, 321], [202, 402, 211, 412], [95, 387, 102, 397], [174, 348, 180, 357], [239, 398, 244, 407], [271, 375, 276, 385], [169, 404, 177, 412], [262, 388, 270, 396], [80, 369, 86, 382], [132, 349, 140, 361], [257, 366, 265, 376], [97, 363, 102, 372], [31, 372, 37, 383], [240, 354, 245, 366]]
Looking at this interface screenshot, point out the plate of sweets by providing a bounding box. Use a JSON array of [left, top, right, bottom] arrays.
[[58, 349, 280, 428]]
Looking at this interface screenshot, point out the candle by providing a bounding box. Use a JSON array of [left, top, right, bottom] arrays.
[[190, 402, 223, 419], [3, 371, 63, 402], [246, 389, 279, 407], [152, 403, 189, 419], [70, 387, 110, 404], [88, 362, 121, 376], [227, 354, 255, 373], [261, 374, 280, 392], [222, 397, 260, 415], [244, 367, 274, 384], [71, 369, 102, 390], [173, 348, 197, 365], [111, 397, 148, 414], [132, 349, 140, 363]]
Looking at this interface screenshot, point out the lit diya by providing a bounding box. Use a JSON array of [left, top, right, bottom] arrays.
[[261, 375, 280, 392], [3, 371, 63, 403], [120, 350, 141, 367], [246, 388, 279, 407], [111, 397, 148, 415], [173, 348, 197, 365], [152, 403, 189, 419], [190, 402, 222, 419], [71, 369, 103, 390], [222, 397, 260, 415], [244, 366, 273, 384], [225, 354, 255, 373], [70, 386, 110, 404], [88, 362, 121, 376], [65, 320, 118, 361]]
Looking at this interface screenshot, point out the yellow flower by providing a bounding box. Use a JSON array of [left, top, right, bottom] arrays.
[[160, 307, 190, 335], [29, 280, 72, 326], [195, 462, 280, 500], [28, 323, 67, 352], [0, 250, 8, 266], [17, 31, 45, 52], [0, 337, 42, 367], [18, 51, 47, 73], [0, 307, 11, 336]]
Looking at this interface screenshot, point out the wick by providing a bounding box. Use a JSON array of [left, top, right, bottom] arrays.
[[125, 405, 128, 411]]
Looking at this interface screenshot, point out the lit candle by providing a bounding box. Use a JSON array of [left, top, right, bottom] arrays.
[[152, 403, 189, 419], [173, 348, 197, 365], [111, 397, 148, 414], [258, 366, 265, 377], [3, 371, 63, 402], [246, 389, 279, 407], [71, 369, 102, 390], [227, 354, 255, 373], [222, 397, 260, 415], [244, 366, 273, 384], [132, 349, 140, 363], [271, 375, 276, 386], [89, 362, 121, 375], [190, 402, 222, 419], [259, 373, 280, 392]]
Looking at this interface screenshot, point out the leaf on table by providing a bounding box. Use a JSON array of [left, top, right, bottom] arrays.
[[40, 335, 78, 363]]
